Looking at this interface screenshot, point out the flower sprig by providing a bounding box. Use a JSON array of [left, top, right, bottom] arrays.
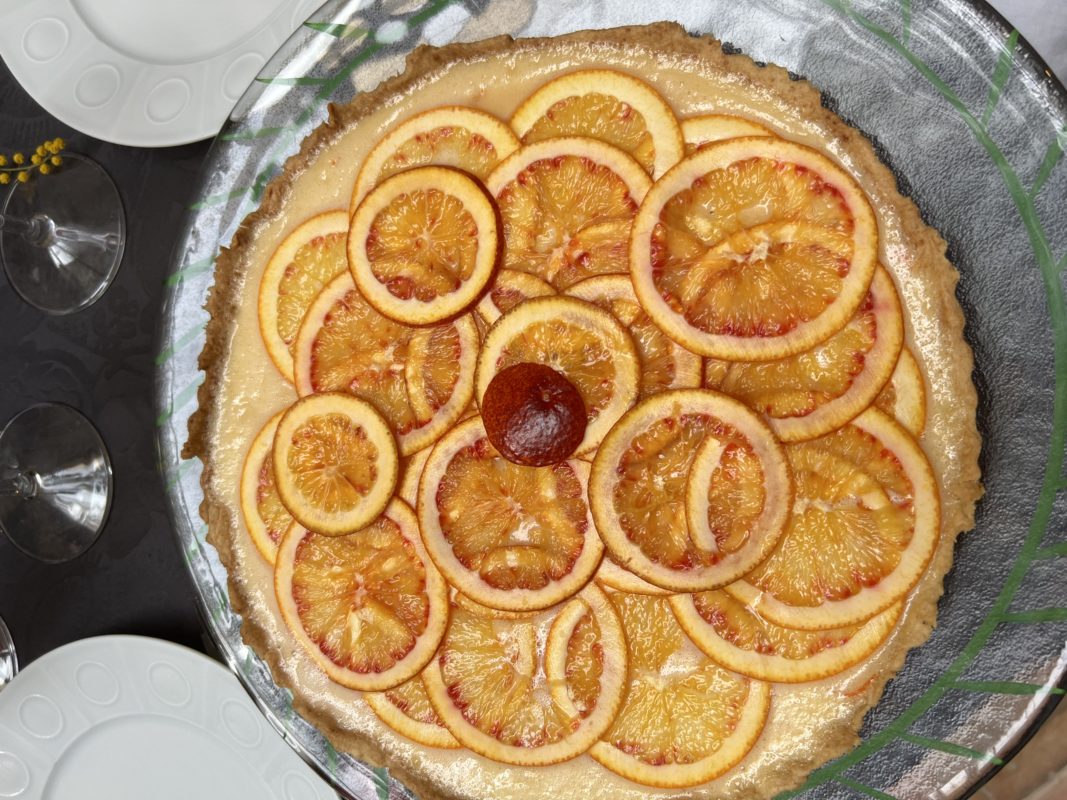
[[0, 138, 65, 185]]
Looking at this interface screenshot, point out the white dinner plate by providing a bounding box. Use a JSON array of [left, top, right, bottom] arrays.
[[0, 0, 325, 147], [0, 636, 338, 799]]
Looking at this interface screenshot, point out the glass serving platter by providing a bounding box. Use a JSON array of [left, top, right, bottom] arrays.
[[155, 1, 1067, 798]]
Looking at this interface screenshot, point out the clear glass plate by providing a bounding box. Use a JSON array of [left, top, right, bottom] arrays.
[[155, 1, 1067, 798]]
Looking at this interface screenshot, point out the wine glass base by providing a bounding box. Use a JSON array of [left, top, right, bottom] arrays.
[[1, 154, 126, 315], [0, 403, 113, 563], [0, 616, 16, 689]]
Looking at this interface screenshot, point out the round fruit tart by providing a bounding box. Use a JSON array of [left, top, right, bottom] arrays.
[[186, 22, 981, 800]]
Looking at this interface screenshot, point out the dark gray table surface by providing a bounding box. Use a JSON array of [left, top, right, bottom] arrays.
[[0, 57, 210, 666]]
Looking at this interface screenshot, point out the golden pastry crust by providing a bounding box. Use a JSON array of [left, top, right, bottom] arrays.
[[186, 21, 982, 800]]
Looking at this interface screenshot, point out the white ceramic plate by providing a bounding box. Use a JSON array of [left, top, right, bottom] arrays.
[[0, 636, 338, 799], [0, 0, 325, 147]]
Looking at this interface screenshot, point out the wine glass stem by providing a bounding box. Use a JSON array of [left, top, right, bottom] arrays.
[[0, 471, 38, 499], [0, 212, 52, 246]]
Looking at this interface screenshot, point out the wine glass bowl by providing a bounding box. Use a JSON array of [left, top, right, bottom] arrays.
[[0, 153, 125, 315]]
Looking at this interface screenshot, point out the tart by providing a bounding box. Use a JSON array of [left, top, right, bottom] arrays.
[[186, 22, 981, 800]]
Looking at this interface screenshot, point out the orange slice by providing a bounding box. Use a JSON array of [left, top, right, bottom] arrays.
[[348, 166, 499, 324], [702, 266, 904, 442], [726, 408, 940, 629], [670, 590, 903, 683], [351, 105, 520, 209], [681, 114, 775, 153], [567, 274, 702, 399], [274, 500, 449, 691], [258, 210, 350, 381], [630, 137, 879, 360], [475, 296, 640, 454], [589, 592, 770, 788], [485, 137, 651, 289], [595, 556, 672, 596], [398, 446, 431, 508], [451, 589, 545, 621], [423, 584, 627, 765], [589, 390, 791, 592], [417, 417, 603, 611], [510, 69, 684, 178], [475, 269, 555, 326], [272, 392, 398, 535], [875, 347, 927, 437], [293, 273, 478, 455], [365, 669, 461, 749], [239, 410, 292, 564]]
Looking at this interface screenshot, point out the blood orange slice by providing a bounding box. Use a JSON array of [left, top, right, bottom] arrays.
[[351, 105, 520, 209], [595, 556, 672, 597], [239, 410, 292, 564], [567, 274, 702, 399], [398, 446, 431, 508], [422, 584, 627, 765], [348, 166, 499, 325], [875, 347, 927, 437], [274, 500, 448, 691], [702, 266, 904, 441], [293, 273, 478, 455], [589, 592, 770, 788], [670, 589, 903, 683], [365, 669, 461, 749], [510, 69, 684, 178], [258, 210, 350, 381], [417, 417, 603, 611], [680, 114, 775, 153], [486, 137, 651, 289], [476, 268, 555, 327], [630, 137, 878, 360], [725, 408, 940, 629], [272, 393, 398, 536], [589, 390, 791, 592]]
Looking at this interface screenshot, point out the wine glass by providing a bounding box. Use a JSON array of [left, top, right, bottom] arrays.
[[0, 403, 112, 563], [0, 615, 16, 689], [0, 153, 125, 315]]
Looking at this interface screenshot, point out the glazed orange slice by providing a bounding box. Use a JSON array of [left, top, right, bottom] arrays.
[[293, 273, 478, 455], [631, 137, 879, 360], [239, 410, 292, 564], [274, 500, 449, 691], [702, 267, 904, 442], [272, 393, 398, 535], [726, 408, 940, 629], [476, 296, 640, 454], [397, 446, 431, 508], [450, 588, 546, 621], [510, 69, 684, 178], [417, 417, 603, 611], [595, 556, 671, 596], [589, 592, 770, 788], [875, 347, 927, 437], [589, 390, 791, 592], [681, 113, 775, 153], [486, 137, 651, 289], [475, 268, 555, 327], [349, 166, 499, 325], [365, 669, 461, 749], [423, 584, 627, 766], [567, 274, 702, 400], [351, 105, 520, 209], [258, 211, 350, 381], [670, 590, 903, 683]]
